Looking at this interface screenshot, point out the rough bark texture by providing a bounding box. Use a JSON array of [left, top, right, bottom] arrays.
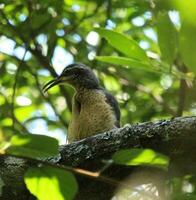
[[59, 116, 196, 166], [1, 116, 196, 200]]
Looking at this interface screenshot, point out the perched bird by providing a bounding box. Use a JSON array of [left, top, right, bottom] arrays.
[[43, 63, 120, 142]]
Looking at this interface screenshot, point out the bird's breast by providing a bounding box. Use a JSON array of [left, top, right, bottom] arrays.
[[68, 89, 116, 142]]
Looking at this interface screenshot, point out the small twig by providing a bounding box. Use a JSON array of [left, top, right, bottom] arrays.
[[106, 0, 112, 21], [176, 79, 187, 117], [11, 50, 28, 132], [91, 0, 112, 69], [65, 3, 101, 34], [97, 159, 113, 175], [1, 153, 158, 200], [176, 64, 188, 117], [0, 91, 30, 134], [135, 83, 175, 116], [30, 70, 68, 128]]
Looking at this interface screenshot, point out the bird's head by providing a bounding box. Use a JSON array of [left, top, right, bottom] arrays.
[[43, 63, 99, 92]]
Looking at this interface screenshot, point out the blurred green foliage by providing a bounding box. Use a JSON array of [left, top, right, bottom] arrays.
[[0, 0, 196, 199], [0, 0, 196, 142]]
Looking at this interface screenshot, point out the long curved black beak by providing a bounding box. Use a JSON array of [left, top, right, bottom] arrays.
[[42, 77, 62, 93]]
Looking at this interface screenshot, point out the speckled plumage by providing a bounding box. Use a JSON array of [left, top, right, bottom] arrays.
[[43, 63, 120, 142], [68, 88, 118, 142]]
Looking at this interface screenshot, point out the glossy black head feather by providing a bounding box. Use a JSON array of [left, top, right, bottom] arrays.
[[59, 63, 99, 89], [43, 63, 100, 92], [62, 63, 86, 73]]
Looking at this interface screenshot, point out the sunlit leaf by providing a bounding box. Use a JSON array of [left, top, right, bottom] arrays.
[[172, 0, 196, 27], [6, 134, 59, 158], [0, 129, 11, 154], [96, 56, 154, 72], [25, 166, 78, 200], [102, 75, 121, 91], [14, 106, 35, 121], [112, 148, 169, 170], [157, 12, 177, 65], [0, 96, 5, 105], [95, 28, 149, 62], [0, 118, 12, 126], [171, 0, 196, 73], [179, 22, 196, 73]]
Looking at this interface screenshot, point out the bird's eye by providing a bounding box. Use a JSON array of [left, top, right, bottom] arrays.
[[73, 74, 78, 78]]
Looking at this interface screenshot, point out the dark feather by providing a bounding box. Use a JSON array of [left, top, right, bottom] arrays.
[[101, 88, 121, 127]]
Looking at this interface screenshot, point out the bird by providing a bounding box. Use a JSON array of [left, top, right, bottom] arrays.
[[43, 63, 120, 142]]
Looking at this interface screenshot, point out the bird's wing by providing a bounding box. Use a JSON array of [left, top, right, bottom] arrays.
[[102, 89, 121, 127]]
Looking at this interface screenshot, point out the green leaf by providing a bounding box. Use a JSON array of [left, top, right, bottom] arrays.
[[6, 134, 59, 159], [157, 12, 177, 65], [172, 0, 196, 27], [179, 22, 196, 74], [25, 166, 78, 200], [0, 129, 11, 153], [102, 76, 121, 91], [112, 148, 169, 170], [95, 28, 149, 62], [171, 194, 196, 200], [96, 56, 155, 72], [14, 106, 35, 121], [31, 13, 50, 29]]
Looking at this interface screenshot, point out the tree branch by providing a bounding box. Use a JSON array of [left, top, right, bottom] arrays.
[[1, 116, 196, 200], [59, 116, 196, 166]]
